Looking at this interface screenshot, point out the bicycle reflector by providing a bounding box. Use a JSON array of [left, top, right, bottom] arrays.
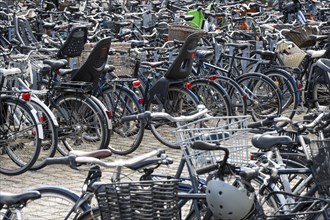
[[209, 75, 217, 81], [21, 93, 31, 101], [138, 98, 143, 104], [106, 110, 113, 119], [185, 83, 193, 89], [133, 80, 141, 87]]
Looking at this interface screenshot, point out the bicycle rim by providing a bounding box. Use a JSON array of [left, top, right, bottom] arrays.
[[149, 86, 199, 149], [52, 94, 108, 154], [190, 79, 232, 117], [236, 73, 282, 120], [99, 87, 144, 155], [264, 69, 299, 122], [0, 96, 41, 175]]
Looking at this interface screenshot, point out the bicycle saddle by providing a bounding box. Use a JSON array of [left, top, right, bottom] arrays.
[[252, 134, 293, 150], [195, 50, 213, 60], [43, 59, 68, 70], [306, 50, 326, 58], [0, 191, 41, 206]]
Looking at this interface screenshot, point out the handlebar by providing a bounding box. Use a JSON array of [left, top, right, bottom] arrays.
[[75, 149, 164, 168], [248, 112, 330, 131], [121, 105, 209, 123], [45, 149, 165, 169]]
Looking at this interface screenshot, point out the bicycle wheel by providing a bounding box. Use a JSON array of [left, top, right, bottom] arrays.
[[0, 96, 42, 175], [236, 73, 282, 121], [148, 86, 199, 149], [3, 186, 90, 220], [190, 79, 232, 116], [99, 85, 145, 155], [264, 69, 299, 122], [215, 75, 247, 116], [52, 94, 109, 155], [29, 98, 58, 170], [313, 81, 330, 110], [76, 208, 101, 220]]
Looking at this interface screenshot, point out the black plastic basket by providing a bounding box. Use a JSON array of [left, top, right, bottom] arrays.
[[95, 180, 179, 220], [310, 139, 330, 186]]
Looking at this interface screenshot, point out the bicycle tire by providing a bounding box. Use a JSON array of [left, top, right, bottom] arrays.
[[236, 73, 282, 121], [99, 85, 145, 155], [263, 68, 299, 122], [3, 186, 90, 220], [148, 86, 200, 149], [52, 94, 109, 155], [29, 97, 58, 170], [313, 80, 330, 110], [189, 79, 232, 117], [215, 75, 248, 116], [0, 96, 42, 176], [197, 66, 247, 116]]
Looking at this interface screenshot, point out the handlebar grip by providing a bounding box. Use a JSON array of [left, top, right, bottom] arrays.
[[20, 45, 37, 51], [247, 119, 273, 129], [121, 111, 151, 122], [303, 113, 318, 121], [44, 155, 75, 166], [196, 164, 219, 175], [190, 141, 220, 151]]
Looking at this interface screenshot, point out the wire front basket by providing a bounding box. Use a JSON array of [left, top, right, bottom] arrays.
[[108, 42, 136, 76], [309, 139, 330, 186], [175, 116, 251, 174], [95, 180, 179, 220]]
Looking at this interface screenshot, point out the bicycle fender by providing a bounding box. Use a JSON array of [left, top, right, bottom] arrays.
[[30, 97, 59, 127]]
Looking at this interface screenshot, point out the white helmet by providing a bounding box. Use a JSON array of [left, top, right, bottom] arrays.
[[206, 180, 254, 220]]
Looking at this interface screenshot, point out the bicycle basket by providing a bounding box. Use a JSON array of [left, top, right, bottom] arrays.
[[309, 139, 330, 186], [168, 23, 203, 41], [95, 180, 179, 220], [175, 116, 252, 174], [282, 26, 318, 48], [276, 40, 306, 68], [108, 42, 136, 76]]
